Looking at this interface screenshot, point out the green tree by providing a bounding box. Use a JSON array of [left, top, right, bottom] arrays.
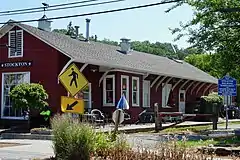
[[99, 38, 119, 46], [10, 83, 48, 128], [185, 53, 222, 78], [168, 0, 240, 80], [52, 29, 68, 35]]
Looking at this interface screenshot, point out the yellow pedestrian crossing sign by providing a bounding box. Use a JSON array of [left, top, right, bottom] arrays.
[[59, 63, 88, 96]]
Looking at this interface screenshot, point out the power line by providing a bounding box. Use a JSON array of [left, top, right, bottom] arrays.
[[0, 0, 103, 14], [0, 0, 125, 17], [1, 0, 181, 25]]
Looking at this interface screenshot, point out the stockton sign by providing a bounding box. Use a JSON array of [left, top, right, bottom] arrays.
[[0, 61, 32, 68]]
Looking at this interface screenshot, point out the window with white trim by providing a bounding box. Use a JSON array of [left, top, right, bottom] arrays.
[[74, 83, 92, 113], [121, 75, 129, 102], [162, 83, 172, 108], [103, 75, 115, 106], [8, 30, 23, 58], [2, 72, 30, 119], [132, 77, 139, 106], [143, 80, 150, 107], [223, 96, 233, 105]]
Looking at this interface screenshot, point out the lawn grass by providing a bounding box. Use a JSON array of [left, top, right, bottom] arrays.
[[176, 139, 217, 148], [176, 136, 240, 148], [163, 125, 211, 134], [161, 121, 240, 134]]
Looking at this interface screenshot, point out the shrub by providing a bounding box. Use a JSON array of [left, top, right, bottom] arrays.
[[51, 114, 116, 160], [10, 83, 49, 129], [10, 83, 48, 112], [201, 92, 223, 104]]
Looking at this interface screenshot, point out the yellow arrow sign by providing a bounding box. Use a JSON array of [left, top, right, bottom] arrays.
[[59, 63, 88, 96], [61, 96, 84, 114]]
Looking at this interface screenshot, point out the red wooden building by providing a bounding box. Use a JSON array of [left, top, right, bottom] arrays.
[[0, 18, 218, 124]]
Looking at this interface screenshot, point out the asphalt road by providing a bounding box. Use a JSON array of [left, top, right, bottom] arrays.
[[0, 123, 238, 159], [0, 139, 53, 159]]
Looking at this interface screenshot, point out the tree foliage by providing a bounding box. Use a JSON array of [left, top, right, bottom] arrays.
[[97, 39, 191, 60], [52, 21, 194, 60], [9, 83, 48, 111], [184, 53, 222, 78], [168, 0, 240, 80]]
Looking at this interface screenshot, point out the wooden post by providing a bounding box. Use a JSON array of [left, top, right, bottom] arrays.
[[114, 110, 121, 133], [212, 103, 218, 130], [154, 103, 161, 132]]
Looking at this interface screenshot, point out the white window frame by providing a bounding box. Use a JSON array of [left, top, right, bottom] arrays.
[[132, 77, 140, 106], [8, 30, 24, 58], [223, 95, 233, 105], [1, 72, 30, 120], [103, 75, 115, 106], [121, 75, 129, 102], [162, 83, 172, 108], [143, 80, 150, 108]]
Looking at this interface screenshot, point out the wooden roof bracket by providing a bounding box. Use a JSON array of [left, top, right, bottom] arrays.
[[203, 83, 213, 96], [179, 80, 190, 90], [191, 81, 201, 95], [150, 75, 161, 88], [155, 76, 169, 92], [196, 82, 206, 95], [57, 58, 75, 84], [172, 79, 183, 90]]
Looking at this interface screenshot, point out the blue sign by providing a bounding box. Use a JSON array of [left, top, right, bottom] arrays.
[[218, 75, 237, 96]]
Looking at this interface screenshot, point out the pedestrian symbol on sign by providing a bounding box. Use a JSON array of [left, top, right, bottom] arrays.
[[59, 63, 88, 97], [69, 68, 78, 88]]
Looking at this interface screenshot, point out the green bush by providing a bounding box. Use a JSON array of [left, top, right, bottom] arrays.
[[10, 83, 48, 112], [51, 114, 119, 160], [201, 92, 223, 104], [51, 114, 96, 160]]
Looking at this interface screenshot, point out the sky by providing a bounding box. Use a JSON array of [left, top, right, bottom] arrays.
[[0, 0, 194, 49]]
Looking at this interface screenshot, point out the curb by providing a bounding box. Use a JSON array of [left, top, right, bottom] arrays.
[[1, 133, 53, 140]]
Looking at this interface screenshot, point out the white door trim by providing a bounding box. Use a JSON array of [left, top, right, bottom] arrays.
[[179, 90, 186, 113]]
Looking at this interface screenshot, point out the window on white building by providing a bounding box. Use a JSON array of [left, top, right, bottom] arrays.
[[143, 80, 150, 107], [2, 72, 30, 119], [8, 30, 23, 58], [121, 75, 129, 102], [132, 77, 139, 106], [103, 75, 115, 106], [162, 83, 172, 108]]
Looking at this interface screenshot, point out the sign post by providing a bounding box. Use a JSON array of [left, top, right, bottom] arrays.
[[154, 103, 161, 132], [218, 75, 237, 129]]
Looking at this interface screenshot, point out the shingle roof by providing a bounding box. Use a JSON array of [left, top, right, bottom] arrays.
[[18, 23, 217, 84]]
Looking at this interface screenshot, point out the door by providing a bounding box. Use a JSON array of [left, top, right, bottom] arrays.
[[179, 90, 186, 113]]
